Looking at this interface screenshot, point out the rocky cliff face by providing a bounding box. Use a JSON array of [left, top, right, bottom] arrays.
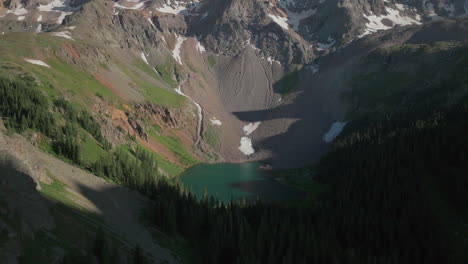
[[1, 0, 468, 167]]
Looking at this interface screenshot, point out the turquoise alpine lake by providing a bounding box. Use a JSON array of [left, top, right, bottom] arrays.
[[179, 162, 305, 202]]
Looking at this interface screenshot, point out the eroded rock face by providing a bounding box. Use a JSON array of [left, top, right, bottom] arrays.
[[135, 104, 183, 129]]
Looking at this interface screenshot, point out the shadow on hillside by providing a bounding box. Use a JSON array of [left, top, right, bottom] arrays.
[[0, 158, 171, 264], [231, 67, 345, 169]]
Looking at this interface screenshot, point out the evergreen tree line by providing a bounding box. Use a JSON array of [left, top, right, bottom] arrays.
[[91, 146, 164, 191], [54, 98, 111, 150], [0, 77, 55, 135], [52, 121, 81, 164], [0, 77, 111, 165]]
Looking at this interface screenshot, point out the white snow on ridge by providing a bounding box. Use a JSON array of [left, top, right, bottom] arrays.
[[140, 52, 150, 65], [268, 13, 289, 30], [6, 5, 28, 16], [243, 122, 261, 136], [156, 0, 201, 15], [360, 7, 421, 37], [209, 118, 222, 126], [37, 0, 79, 24], [172, 35, 186, 65], [265, 56, 281, 65], [239, 137, 255, 155], [271, 0, 316, 31], [24, 59, 51, 68], [323, 121, 347, 143], [50, 31, 73, 40]]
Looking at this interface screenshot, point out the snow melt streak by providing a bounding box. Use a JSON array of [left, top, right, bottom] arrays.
[[175, 86, 203, 139], [140, 52, 150, 65], [24, 59, 51, 68], [172, 35, 186, 65]]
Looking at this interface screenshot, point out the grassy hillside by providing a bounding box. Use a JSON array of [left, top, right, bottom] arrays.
[[0, 32, 201, 176]]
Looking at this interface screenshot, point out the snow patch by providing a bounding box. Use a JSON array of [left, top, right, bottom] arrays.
[[278, 0, 317, 31], [24, 59, 50, 68], [37, 15, 43, 22], [6, 5, 28, 16], [50, 31, 73, 40], [195, 39, 206, 53], [209, 118, 222, 126], [156, 0, 201, 15], [37, 0, 79, 24], [238, 137, 255, 155], [268, 13, 289, 30], [35, 24, 43, 33], [172, 35, 186, 65], [360, 6, 421, 37], [243, 122, 261, 136], [266, 56, 281, 65], [17, 16, 25, 21], [147, 17, 155, 27], [140, 52, 150, 65], [238, 122, 261, 155], [323, 122, 347, 143]]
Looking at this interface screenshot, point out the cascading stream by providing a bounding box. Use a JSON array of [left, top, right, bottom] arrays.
[[175, 84, 203, 144]]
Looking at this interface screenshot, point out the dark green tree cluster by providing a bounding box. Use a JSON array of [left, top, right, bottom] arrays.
[[54, 98, 111, 150], [92, 147, 161, 191], [0, 77, 109, 165], [0, 76, 54, 135], [52, 121, 81, 164]]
